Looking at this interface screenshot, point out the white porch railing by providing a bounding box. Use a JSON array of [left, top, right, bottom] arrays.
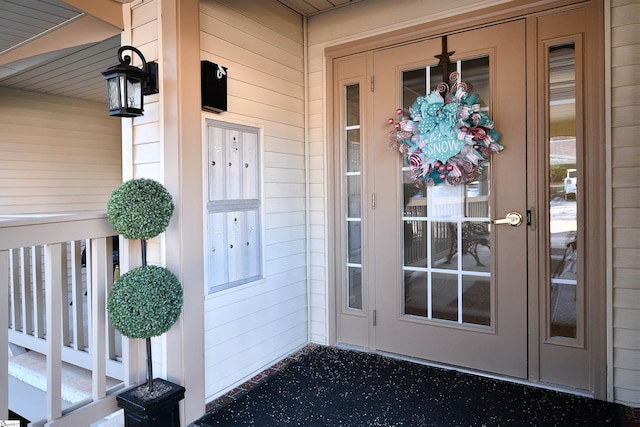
[[1, 213, 130, 426]]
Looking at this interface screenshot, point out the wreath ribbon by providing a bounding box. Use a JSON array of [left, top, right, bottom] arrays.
[[388, 72, 502, 187]]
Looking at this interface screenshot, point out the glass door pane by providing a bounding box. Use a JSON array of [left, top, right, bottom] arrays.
[[345, 83, 362, 310], [401, 59, 492, 327], [548, 44, 578, 339]]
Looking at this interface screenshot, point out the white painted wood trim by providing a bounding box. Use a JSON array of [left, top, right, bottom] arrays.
[[41, 394, 121, 427], [7, 330, 124, 381], [45, 243, 64, 421], [70, 242, 84, 351], [159, 0, 206, 422], [9, 250, 19, 331], [603, 0, 613, 403], [33, 246, 45, 339], [0, 213, 114, 250], [20, 248, 33, 337], [90, 237, 108, 400], [0, 250, 8, 420]]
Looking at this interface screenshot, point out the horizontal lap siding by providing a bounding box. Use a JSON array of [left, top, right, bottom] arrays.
[[130, 0, 162, 178], [0, 88, 121, 214], [305, 36, 328, 346], [611, 0, 640, 408], [200, 0, 307, 401], [127, 1, 166, 382]]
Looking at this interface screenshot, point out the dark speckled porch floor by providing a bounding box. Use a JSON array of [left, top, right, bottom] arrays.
[[191, 345, 630, 426]]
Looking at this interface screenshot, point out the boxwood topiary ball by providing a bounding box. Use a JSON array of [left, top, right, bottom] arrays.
[[107, 178, 175, 240], [107, 265, 183, 339]]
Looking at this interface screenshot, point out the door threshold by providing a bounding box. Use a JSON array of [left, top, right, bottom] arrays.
[[336, 344, 594, 399]]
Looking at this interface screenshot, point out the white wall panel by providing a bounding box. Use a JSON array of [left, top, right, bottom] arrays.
[[132, 123, 161, 145], [200, 0, 306, 403], [204, 273, 307, 397], [264, 197, 306, 214], [611, 0, 640, 408], [0, 87, 121, 214], [263, 167, 305, 183], [264, 224, 306, 246], [264, 211, 305, 229], [264, 182, 305, 198], [205, 320, 307, 397], [132, 163, 161, 181], [213, 0, 302, 41], [130, 0, 156, 27], [132, 142, 161, 164], [264, 136, 306, 155]]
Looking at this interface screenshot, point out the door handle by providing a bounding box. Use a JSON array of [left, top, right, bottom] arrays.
[[493, 212, 523, 227]]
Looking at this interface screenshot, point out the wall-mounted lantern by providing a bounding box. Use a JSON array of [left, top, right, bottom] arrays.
[[101, 46, 159, 117]]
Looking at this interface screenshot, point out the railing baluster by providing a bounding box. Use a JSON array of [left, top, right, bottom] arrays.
[[20, 247, 33, 336], [1, 249, 9, 421], [71, 240, 85, 351], [32, 245, 45, 339], [9, 248, 20, 332], [45, 243, 64, 421], [106, 237, 117, 362], [91, 237, 107, 399], [61, 243, 70, 348], [85, 239, 93, 354]]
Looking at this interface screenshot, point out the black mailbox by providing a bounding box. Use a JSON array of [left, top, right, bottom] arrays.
[[201, 60, 227, 113]]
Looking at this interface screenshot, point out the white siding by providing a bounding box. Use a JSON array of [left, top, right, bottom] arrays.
[[0, 88, 121, 214], [129, 1, 162, 183], [611, 0, 640, 408], [125, 1, 164, 386], [199, 0, 307, 401]]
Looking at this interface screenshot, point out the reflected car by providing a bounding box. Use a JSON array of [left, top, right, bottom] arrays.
[[564, 168, 577, 200]]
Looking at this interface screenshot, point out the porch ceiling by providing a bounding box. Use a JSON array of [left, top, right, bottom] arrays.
[[0, 0, 360, 104], [276, 0, 363, 16], [0, 0, 123, 103]]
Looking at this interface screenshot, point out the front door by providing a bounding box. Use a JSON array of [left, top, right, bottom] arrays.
[[333, 2, 604, 394], [370, 21, 527, 378]]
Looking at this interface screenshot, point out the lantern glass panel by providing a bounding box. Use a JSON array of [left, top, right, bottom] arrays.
[[107, 77, 121, 110], [127, 77, 142, 109]]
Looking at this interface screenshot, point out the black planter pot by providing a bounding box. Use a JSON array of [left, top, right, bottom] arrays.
[[116, 378, 185, 427]]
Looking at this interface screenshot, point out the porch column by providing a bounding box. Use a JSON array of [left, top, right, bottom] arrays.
[[159, 0, 206, 424]]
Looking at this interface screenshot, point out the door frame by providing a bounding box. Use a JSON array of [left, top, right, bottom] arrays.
[[525, 2, 606, 396], [325, 0, 605, 398], [370, 22, 528, 378]]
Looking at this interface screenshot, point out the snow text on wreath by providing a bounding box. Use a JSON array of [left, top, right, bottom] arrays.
[[387, 71, 503, 187]]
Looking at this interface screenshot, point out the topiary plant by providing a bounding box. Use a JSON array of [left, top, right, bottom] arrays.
[[108, 265, 183, 339], [107, 178, 174, 240], [106, 178, 182, 392]]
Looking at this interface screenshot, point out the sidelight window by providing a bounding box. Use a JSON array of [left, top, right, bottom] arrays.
[[345, 83, 363, 310], [547, 43, 579, 340]]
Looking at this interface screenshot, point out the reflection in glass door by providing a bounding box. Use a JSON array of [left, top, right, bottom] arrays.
[[548, 44, 579, 340], [345, 83, 363, 311], [401, 58, 493, 327]]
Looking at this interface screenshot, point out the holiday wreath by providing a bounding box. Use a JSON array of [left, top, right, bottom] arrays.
[[388, 71, 503, 187]]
